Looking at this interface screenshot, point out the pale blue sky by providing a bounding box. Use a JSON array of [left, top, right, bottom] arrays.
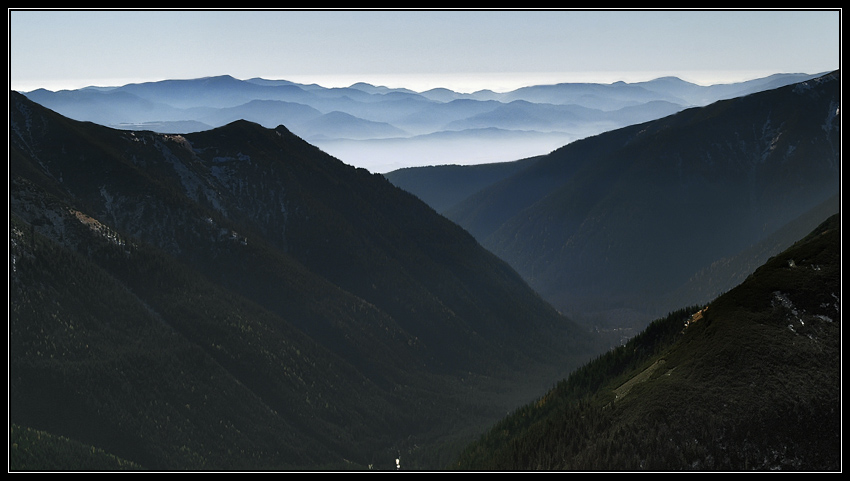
[[9, 9, 841, 93]]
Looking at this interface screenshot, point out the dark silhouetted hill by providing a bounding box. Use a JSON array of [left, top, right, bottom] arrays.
[[9, 91, 601, 470], [454, 213, 840, 471]]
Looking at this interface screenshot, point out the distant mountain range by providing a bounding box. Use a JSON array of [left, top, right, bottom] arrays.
[[388, 71, 841, 340], [21, 72, 826, 172], [9, 91, 602, 470]]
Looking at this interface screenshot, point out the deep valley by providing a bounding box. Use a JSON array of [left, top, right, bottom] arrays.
[[8, 70, 841, 471]]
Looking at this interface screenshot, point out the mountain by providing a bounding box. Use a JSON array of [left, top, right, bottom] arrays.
[[22, 88, 196, 126], [320, 128, 574, 174], [390, 98, 503, 135], [346, 82, 418, 96], [21, 72, 825, 172], [443, 100, 609, 132], [498, 81, 687, 110], [441, 99, 683, 143], [293, 110, 410, 141], [197, 99, 323, 131], [384, 156, 542, 214], [453, 213, 841, 471], [108, 74, 283, 109], [430, 71, 840, 338], [9, 91, 602, 470], [632, 73, 827, 106]]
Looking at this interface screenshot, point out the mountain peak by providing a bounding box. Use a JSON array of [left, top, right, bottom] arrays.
[[199, 74, 242, 83]]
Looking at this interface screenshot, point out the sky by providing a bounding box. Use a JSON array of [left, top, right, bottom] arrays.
[[9, 9, 841, 94]]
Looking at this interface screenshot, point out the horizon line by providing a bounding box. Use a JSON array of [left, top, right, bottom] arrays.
[[12, 69, 833, 94]]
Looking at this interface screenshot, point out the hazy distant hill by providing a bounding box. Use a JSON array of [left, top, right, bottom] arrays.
[[454, 213, 841, 471], [22, 88, 194, 126], [384, 156, 542, 214], [294, 110, 410, 140], [498, 80, 686, 110], [327, 128, 575, 174], [21, 72, 824, 172], [9, 91, 601, 470], [434, 71, 840, 337], [196, 98, 323, 130]]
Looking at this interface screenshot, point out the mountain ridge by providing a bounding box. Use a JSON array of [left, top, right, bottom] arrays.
[[9, 69, 839, 470], [21, 71, 825, 172], [453, 212, 840, 470], [10, 91, 601, 470], [402, 70, 841, 339]]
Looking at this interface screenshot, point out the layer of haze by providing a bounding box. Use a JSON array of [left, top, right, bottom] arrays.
[[10, 9, 840, 93]]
